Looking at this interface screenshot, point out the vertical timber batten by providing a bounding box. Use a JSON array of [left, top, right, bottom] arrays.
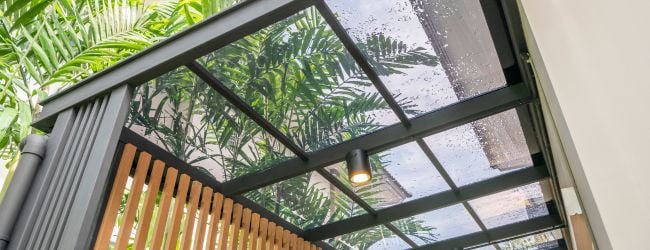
[[91, 145, 322, 249]]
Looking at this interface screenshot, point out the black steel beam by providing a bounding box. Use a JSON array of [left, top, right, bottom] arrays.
[[412, 214, 563, 249], [319, 163, 418, 248], [222, 83, 533, 196], [34, 0, 314, 131], [186, 61, 309, 160], [314, 0, 411, 126], [302, 158, 548, 241], [493, 0, 531, 88]]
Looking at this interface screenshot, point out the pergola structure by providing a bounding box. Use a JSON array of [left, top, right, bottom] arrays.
[[5, 0, 568, 249]]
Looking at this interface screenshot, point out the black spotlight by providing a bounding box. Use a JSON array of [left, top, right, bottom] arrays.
[[346, 149, 372, 184]]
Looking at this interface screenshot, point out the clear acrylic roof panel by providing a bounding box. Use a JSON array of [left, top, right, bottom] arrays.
[[468, 181, 554, 229], [325, 0, 507, 118], [197, 7, 400, 152], [127, 67, 295, 182], [326, 142, 450, 209], [325, 224, 410, 250], [392, 204, 482, 245], [244, 169, 367, 230], [423, 109, 532, 186]]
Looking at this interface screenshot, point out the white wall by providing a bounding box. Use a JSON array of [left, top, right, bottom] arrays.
[[518, 0, 650, 249]]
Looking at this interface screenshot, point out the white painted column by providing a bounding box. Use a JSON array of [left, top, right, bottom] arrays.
[[518, 0, 650, 249]]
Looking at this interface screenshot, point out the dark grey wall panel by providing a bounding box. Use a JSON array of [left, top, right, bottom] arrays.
[[60, 85, 132, 250], [9, 109, 75, 249], [8, 85, 132, 250]]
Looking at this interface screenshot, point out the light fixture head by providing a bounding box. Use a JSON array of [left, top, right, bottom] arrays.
[[346, 149, 372, 184]]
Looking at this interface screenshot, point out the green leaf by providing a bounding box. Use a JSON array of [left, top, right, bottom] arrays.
[[0, 108, 18, 132], [10, 0, 54, 30]]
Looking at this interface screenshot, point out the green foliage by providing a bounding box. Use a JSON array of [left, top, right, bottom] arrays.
[[0, 0, 243, 165]]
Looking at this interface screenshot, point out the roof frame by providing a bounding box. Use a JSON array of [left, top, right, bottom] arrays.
[[182, 2, 543, 247], [31, 0, 567, 247]]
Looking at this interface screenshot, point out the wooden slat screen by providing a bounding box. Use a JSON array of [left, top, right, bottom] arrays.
[[95, 144, 321, 250]]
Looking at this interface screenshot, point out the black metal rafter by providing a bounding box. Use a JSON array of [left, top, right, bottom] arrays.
[[222, 83, 532, 196], [314, 0, 412, 126], [412, 214, 563, 249], [463, 202, 502, 250], [186, 61, 309, 160], [303, 158, 548, 241]]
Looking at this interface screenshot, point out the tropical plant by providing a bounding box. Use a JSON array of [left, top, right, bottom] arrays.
[[0, 0, 154, 194], [0, 0, 239, 194]]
